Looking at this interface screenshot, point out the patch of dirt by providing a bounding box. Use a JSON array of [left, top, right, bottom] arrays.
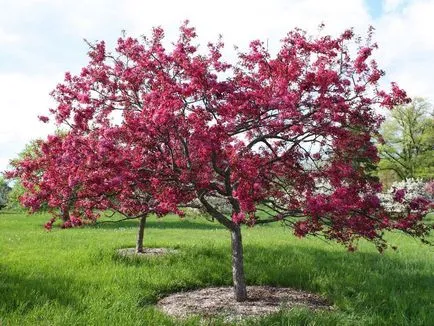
[[117, 247, 178, 257], [158, 286, 332, 322]]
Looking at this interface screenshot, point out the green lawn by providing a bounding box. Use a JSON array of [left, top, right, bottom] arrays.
[[0, 212, 433, 325]]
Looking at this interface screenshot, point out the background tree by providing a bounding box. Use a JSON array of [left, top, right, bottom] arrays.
[[0, 176, 11, 210], [5, 182, 25, 211], [378, 98, 434, 185], [6, 139, 46, 212]]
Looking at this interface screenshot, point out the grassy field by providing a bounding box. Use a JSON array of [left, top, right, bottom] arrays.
[[0, 211, 433, 325]]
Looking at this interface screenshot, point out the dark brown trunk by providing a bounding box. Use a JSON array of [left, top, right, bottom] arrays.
[[198, 194, 248, 301], [231, 226, 247, 301], [61, 207, 70, 222], [135, 215, 147, 253]]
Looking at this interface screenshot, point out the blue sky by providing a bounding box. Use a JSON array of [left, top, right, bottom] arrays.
[[366, 0, 385, 18], [1, 0, 433, 173]]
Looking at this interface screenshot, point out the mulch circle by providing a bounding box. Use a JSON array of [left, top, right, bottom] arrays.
[[158, 285, 332, 322], [117, 247, 178, 257]]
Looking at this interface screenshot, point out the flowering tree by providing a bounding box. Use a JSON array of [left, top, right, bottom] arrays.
[[7, 130, 186, 253], [8, 134, 83, 223], [9, 23, 432, 301]]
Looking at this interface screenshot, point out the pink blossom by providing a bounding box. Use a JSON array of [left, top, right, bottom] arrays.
[[232, 212, 245, 224], [38, 115, 49, 123], [393, 189, 406, 203]]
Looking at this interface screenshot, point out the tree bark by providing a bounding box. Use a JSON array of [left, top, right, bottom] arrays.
[[61, 207, 70, 222], [135, 215, 147, 253], [231, 225, 247, 301], [199, 194, 248, 301]]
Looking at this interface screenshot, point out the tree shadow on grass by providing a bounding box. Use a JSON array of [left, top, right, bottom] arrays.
[[133, 241, 433, 324], [0, 211, 21, 215], [0, 264, 81, 315], [134, 246, 232, 305], [90, 218, 225, 231], [243, 243, 434, 324]]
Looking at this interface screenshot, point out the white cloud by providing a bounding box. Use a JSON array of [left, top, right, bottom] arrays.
[[383, 0, 406, 12], [121, 0, 371, 53], [0, 73, 56, 171], [117, 0, 373, 77], [375, 0, 434, 101], [0, 27, 20, 44]]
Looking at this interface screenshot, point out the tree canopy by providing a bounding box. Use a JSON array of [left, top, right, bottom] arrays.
[[7, 23, 433, 301]]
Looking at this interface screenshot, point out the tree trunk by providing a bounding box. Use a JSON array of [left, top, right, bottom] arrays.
[[231, 225, 247, 301], [135, 215, 147, 253], [198, 194, 248, 301], [61, 207, 70, 222]]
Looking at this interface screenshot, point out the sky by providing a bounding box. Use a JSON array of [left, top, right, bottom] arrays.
[[1, 0, 433, 173]]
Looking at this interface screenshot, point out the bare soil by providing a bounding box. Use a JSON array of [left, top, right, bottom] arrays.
[[117, 247, 178, 256], [158, 286, 332, 322]]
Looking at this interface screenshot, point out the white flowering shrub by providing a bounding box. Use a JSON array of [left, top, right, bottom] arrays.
[[379, 179, 433, 214], [425, 180, 434, 200], [187, 196, 233, 218]]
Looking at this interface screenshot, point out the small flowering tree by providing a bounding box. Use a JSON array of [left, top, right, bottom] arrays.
[[7, 130, 187, 253], [7, 136, 74, 221], [10, 23, 432, 301]]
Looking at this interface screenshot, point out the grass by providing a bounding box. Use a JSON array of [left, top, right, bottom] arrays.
[[0, 211, 433, 325]]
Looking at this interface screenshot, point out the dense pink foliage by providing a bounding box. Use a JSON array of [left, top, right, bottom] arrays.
[[7, 22, 431, 249]]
